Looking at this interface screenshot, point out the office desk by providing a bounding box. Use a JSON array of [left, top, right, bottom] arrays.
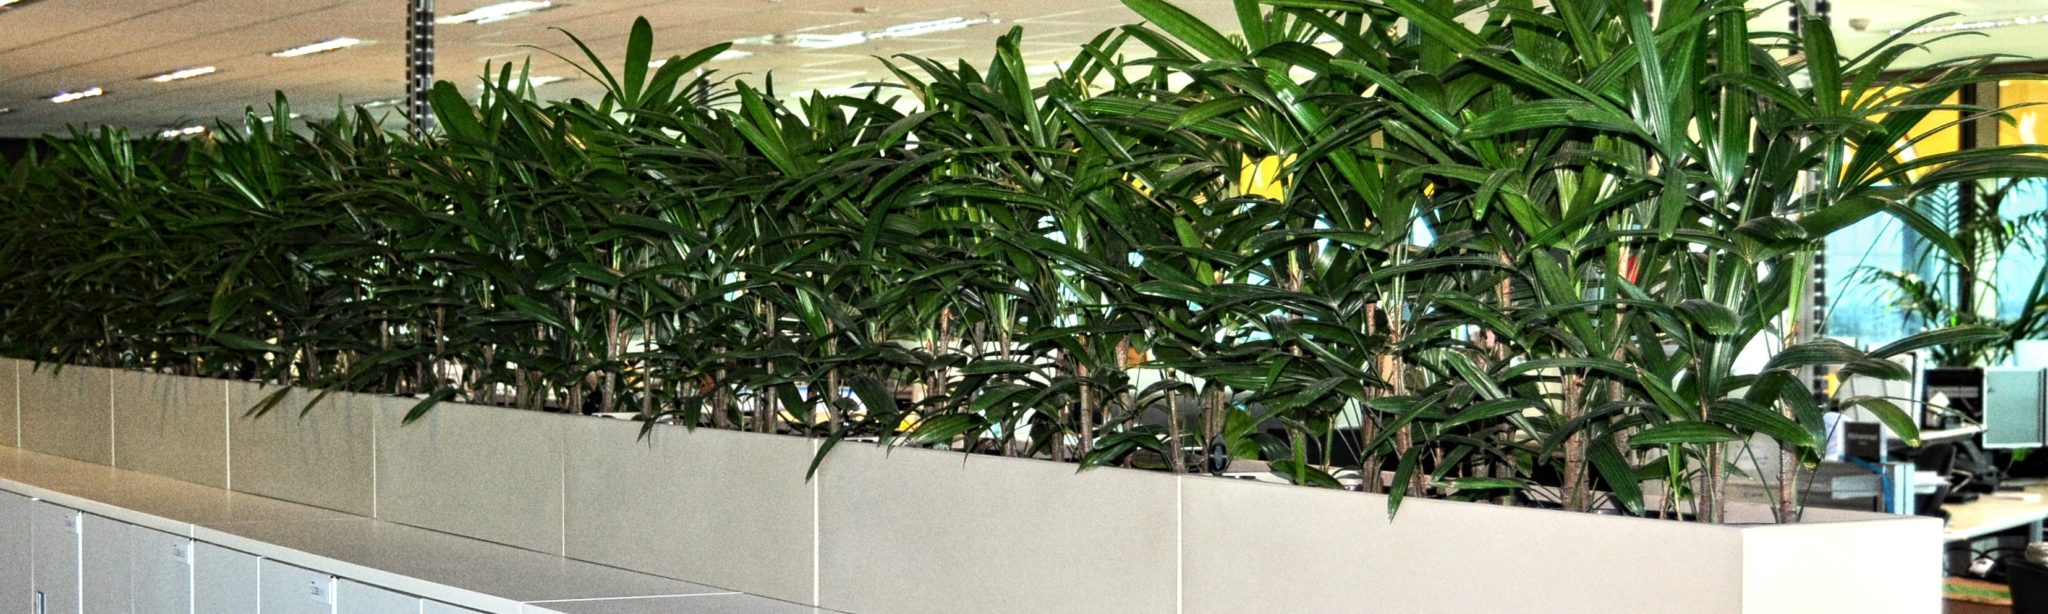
[[1946, 495, 2048, 542], [1915, 425, 1986, 446]]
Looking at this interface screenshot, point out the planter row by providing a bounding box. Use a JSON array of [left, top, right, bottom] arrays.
[[0, 357, 1941, 613]]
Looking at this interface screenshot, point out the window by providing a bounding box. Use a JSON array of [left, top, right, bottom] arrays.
[[1993, 80, 2048, 366], [1823, 91, 1960, 348], [1994, 179, 2047, 323], [1826, 215, 1918, 347]]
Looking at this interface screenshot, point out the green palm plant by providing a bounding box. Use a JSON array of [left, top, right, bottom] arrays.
[[1107, 0, 2048, 521], [4, 2, 2044, 526], [1853, 180, 2048, 366]]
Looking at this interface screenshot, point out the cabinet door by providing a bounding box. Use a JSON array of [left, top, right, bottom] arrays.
[[80, 514, 132, 614], [193, 543, 258, 614], [337, 579, 419, 614], [0, 492, 30, 612], [258, 560, 335, 614], [130, 528, 192, 614], [31, 503, 81, 614]]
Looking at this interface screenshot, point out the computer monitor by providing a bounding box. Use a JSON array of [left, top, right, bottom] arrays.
[[1924, 367, 1985, 429], [1983, 368, 2048, 449]]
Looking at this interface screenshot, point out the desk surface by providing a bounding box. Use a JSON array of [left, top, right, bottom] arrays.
[[1946, 492, 2048, 541], [1917, 425, 1986, 445]]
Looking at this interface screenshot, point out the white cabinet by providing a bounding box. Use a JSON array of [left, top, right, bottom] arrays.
[[80, 514, 132, 614], [130, 528, 193, 614], [258, 560, 336, 614], [0, 492, 30, 612], [338, 579, 420, 614], [31, 503, 81, 614], [193, 543, 258, 614]]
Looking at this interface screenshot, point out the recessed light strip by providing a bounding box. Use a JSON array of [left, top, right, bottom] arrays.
[[1892, 14, 2048, 35], [873, 17, 986, 39], [735, 15, 998, 50], [650, 49, 752, 67], [145, 66, 220, 83], [785, 33, 867, 50], [272, 37, 365, 58], [476, 75, 568, 89], [437, 1, 554, 25], [50, 87, 105, 104]]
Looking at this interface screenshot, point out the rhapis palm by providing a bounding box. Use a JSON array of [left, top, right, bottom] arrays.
[[1112, 0, 2047, 520], [4, 2, 2044, 524]]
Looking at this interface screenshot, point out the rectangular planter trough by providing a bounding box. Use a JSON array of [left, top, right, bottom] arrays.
[[0, 363, 1941, 613]]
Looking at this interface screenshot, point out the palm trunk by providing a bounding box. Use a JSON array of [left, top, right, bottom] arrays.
[[603, 298, 620, 414], [1696, 367, 1723, 523], [1561, 372, 1591, 512], [1065, 352, 1086, 463], [825, 328, 842, 436], [1362, 303, 1384, 495], [1164, 369, 1185, 474], [712, 366, 734, 429], [762, 302, 780, 435]]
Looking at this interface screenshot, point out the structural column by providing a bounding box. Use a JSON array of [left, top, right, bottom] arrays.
[[407, 0, 437, 134], [1791, 0, 1832, 404]]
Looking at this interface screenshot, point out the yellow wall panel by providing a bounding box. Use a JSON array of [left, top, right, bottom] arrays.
[[2000, 80, 2048, 150], [1238, 154, 1292, 200]]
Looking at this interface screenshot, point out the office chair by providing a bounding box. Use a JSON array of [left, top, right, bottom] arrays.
[[2008, 555, 2048, 614], [1916, 442, 1958, 518], [1952, 440, 2002, 495]]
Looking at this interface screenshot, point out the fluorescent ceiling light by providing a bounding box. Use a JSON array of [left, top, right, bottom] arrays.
[[651, 49, 754, 67], [272, 37, 364, 58], [145, 66, 219, 83], [158, 125, 207, 139], [736, 15, 996, 50], [360, 98, 407, 108], [438, 1, 554, 25], [785, 33, 868, 50], [49, 87, 105, 104], [477, 75, 567, 88], [1893, 14, 2048, 35], [872, 16, 988, 39]]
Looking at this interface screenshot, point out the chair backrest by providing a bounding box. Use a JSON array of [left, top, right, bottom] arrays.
[[2009, 555, 2048, 614], [1922, 442, 1959, 475], [1916, 443, 1959, 517]]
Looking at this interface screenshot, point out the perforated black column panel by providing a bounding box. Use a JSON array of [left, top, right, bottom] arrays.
[[407, 0, 436, 134]]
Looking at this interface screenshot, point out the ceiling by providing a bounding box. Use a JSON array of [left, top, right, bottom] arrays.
[[0, 0, 2039, 138]]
